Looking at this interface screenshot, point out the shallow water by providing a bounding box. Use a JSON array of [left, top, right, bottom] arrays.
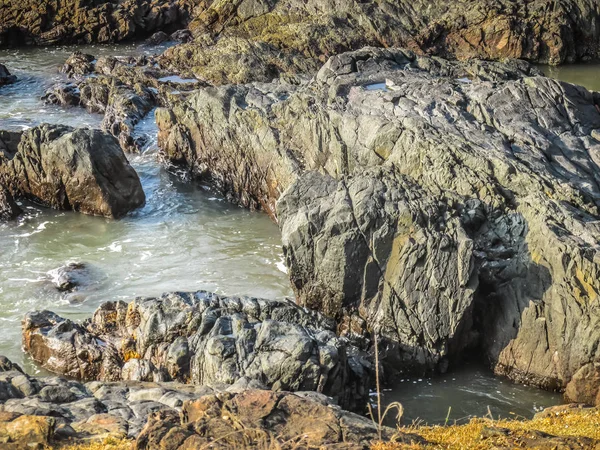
[[0, 45, 292, 374], [0, 48, 591, 420], [539, 63, 600, 91], [379, 364, 560, 426]]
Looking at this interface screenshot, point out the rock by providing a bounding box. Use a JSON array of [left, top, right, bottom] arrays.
[[0, 413, 54, 449], [145, 31, 170, 45], [61, 51, 95, 78], [46, 262, 94, 292], [22, 291, 370, 411], [0, 64, 16, 86], [152, 0, 600, 87], [0, 124, 145, 218], [170, 29, 192, 44], [278, 167, 477, 374], [0, 1, 198, 47], [136, 390, 416, 449], [158, 47, 600, 402], [0, 186, 20, 221]]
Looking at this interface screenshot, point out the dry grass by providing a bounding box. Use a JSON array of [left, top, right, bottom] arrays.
[[53, 437, 134, 450], [371, 406, 600, 449]]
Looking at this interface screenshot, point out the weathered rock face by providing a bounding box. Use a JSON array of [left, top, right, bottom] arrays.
[[0, 0, 199, 47], [0, 64, 16, 86], [278, 167, 478, 374], [157, 47, 600, 403], [0, 186, 20, 221], [0, 124, 145, 218], [22, 291, 370, 411], [44, 52, 204, 152], [0, 356, 405, 449], [137, 389, 410, 450], [155, 0, 600, 85]]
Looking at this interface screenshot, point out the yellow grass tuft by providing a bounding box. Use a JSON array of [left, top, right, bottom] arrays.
[[371, 406, 600, 450]]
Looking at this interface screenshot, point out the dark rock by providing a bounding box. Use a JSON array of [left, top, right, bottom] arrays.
[[0, 185, 20, 221], [145, 31, 170, 45], [0, 124, 145, 218], [61, 51, 95, 78], [22, 291, 370, 411], [170, 29, 192, 43], [0, 64, 16, 86]]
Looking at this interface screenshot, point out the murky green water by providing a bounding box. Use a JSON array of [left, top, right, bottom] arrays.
[[2, 48, 593, 420], [539, 63, 600, 91]]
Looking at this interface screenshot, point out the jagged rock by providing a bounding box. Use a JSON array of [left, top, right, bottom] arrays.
[[0, 64, 16, 86], [136, 390, 412, 449], [61, 51, 95, 77], [0, 186, 20, 221], [22, 291, 370, 411], [0, 124, 145, 218], [157, 47, 600, 403], [278, 167, 478, 374], [0, 0, 198, 47], [153, 0, 600, 86]]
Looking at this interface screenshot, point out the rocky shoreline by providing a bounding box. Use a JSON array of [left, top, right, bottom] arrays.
[[1, 1, 600, 448]]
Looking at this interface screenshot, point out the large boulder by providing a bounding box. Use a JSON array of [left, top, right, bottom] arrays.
[[22, 291, 370, 412], [157, 48, 600, 404], [0, 124, 145, 218]]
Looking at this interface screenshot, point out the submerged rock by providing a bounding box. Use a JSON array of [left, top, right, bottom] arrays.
[[0, 64, 16, 86], [157, 48, 600, 404], [46, 262, 97, 293], [22, 291, 370, 411], [0, 124, 145, 218]]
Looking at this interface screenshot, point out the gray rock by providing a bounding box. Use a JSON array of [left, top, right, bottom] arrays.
[[0, 124, 145, 218], [23, 291, 370, 411], [157, 47, 600, 403], [61, 52, 95, 78]]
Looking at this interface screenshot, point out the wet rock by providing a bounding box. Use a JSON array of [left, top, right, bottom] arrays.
[[0, 64, 16, 86], [61, 51, 95, 77], [0, 186, 20, 221], [0, 124, 145, 218], [46, 262, 93, 292], [22, 291, 370, 411], [158, 47, 600, 401], [145, 31, 170, 45]]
